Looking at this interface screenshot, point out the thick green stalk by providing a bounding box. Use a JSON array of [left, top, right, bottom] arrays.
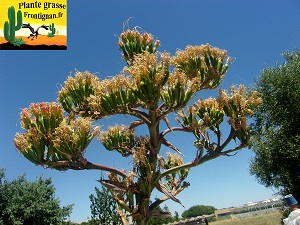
[[149, 109, 160, 171], [134, 105, 160, 225], [135, 197, 149, 225]]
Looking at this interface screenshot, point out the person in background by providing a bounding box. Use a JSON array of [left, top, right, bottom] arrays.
[[283, 194, 300, 225]]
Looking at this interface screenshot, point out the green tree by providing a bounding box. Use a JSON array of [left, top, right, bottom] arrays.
[[147, 203, 174, 225], [182, 205, 216, 218], [0, 168, 73, 225], [14, 27, 261, 225], [174, 211, 179, 221], [249, 50, 300, 201], [89, 186, 120, 224]]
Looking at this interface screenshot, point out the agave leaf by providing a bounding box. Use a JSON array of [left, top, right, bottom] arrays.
[[156, 182, 185, 208], [161, 137, 184, 156], [98, 180, 125, 192]]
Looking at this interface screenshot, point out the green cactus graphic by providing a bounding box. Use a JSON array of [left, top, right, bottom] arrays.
[[48, 23, 56, 37], [3, 6, 23, 44]]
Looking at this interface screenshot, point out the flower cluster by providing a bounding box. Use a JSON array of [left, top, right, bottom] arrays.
[[53, 117, 100, 159], [14, 128, 45, 164], [20, 108, 31, 129], [165, 152, 184, 168], [17, 107, 136, 199], [169, 44, 231, 92], [58, 71, 100, 113], [132, 136, 149, 167], [177, 85, 261, 132], [58, 71, 135, 115], [171, 44, 228, 65], [217, 85, 262, 130], [124, 52, 169, 88], [164, 69, 187, 89], [125, 171, 136, 189], [88, 74, 132, 112], [98, 124, 135, 156], [88, 74, 130, 96], [98, 124, 133, 144], [119, 29, 158, 47], [160, 152, 189, 190], [193, 97, 225, 128], [59, 71, 99, 97], [20, 102, 63, 132], [177, 109, 206, 141], [118, 29, 160, 63], [14, 132, 32, 155], [195, 97, 222, 111], [15, 102, 65, 164]]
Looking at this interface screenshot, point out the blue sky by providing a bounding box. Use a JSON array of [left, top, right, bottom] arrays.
[[1, 0, 300, 222]]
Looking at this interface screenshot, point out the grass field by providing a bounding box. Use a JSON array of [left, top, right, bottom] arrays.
[[210, 212, 282, 225]]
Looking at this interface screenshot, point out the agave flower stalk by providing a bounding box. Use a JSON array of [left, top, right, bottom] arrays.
[[14, 27, 261, 225]]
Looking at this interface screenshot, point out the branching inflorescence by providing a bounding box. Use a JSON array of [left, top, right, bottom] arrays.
[[14, 27, 261, 225]]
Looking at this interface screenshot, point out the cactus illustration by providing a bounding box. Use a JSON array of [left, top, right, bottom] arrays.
[[48, 23, 56, 37], [3, 6, 23, 44]]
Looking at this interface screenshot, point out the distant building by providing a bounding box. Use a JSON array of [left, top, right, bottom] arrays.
[[245, 202, 258, 207], [73, 217, 90, 224], [215, 197, 282, 219]]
